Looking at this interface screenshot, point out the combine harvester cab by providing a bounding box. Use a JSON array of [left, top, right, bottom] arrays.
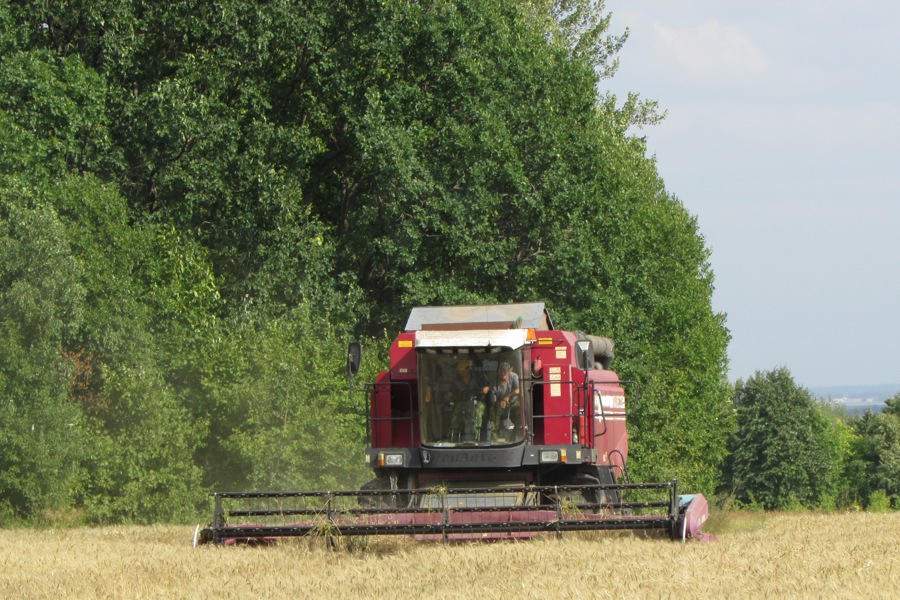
[[199, 303, 713, 545]]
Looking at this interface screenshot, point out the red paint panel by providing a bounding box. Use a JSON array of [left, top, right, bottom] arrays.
[[542, 365, 573, 444], [529, 331, 574, 445], [368, 332, 420, 449], [592, 378, 628, 472], [390, 332, 417, 380]]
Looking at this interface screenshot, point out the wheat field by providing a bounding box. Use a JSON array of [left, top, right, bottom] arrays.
[[1, 512, 897, 599]]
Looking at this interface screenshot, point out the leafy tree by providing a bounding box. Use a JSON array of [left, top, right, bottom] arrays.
[[814, 402, 858, 509], [78, 362, 205, 523], [50, 177, 211, 522], [0, 0, 734, 517], [0, 58, 214, 521], [885, 394, 900, 417], [522, 0, 624, 79], [4, 0, 351, 313], [848, 396, 900, 509], [0, 48, 121, 178], [541, 114, 732, 494], [0, 197, 87, 522], [724, 368, 837, 509], [210, 310, 368, 491]]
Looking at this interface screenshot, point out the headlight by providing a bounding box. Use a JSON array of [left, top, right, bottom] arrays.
[[378, 453, 404, 467], [540, 449, 568, 463], [540, 450, 559, 463]]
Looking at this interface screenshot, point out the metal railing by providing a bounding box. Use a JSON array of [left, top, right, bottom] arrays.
[[363, 381, 416, 448], [529, 379, 594, 445]]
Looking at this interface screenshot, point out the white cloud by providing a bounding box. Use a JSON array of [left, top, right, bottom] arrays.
[[652, 21, 770, 79]]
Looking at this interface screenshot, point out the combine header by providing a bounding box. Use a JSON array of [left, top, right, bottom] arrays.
[[199, 303, 713, 545]]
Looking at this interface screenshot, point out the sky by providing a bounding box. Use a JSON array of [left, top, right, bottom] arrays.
[[601, 1, 900, 388]]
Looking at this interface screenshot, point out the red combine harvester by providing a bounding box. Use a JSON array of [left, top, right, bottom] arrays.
[[199, 303, 713, 545]]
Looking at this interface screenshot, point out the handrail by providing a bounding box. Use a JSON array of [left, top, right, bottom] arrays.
[[363, 381, 415, 448], [529, 379, 587, 445]]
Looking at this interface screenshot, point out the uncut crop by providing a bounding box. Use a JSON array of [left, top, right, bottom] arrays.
[[1, 512, 897, 599]]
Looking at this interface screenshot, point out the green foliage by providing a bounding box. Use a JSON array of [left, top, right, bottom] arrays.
[[866, 489, 891, 513], [207, 308, 368, 491], [559, 116, 732, 496], [724, 368, 838, 510], [884, 394, 900, 417], [522, 0, 625, 79], [79, 362, 204, 523], [0, 3, 14, 55], [0, 110, 46, 177], [0, 0, 736, 522], [0, 48, 121, 177], [848, 403, 900, 510], [0, 198, 87, 521], [818, 408, 858, 508]]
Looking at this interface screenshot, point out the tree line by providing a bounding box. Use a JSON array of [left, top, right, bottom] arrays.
[[723, 369, 899, 511], [0, 1, 892, 524]]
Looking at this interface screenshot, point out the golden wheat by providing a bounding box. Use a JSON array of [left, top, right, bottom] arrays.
[[1, 512, 897, 599]]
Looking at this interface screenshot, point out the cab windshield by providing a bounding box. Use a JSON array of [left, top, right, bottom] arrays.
[[418, 349, 525, 447]]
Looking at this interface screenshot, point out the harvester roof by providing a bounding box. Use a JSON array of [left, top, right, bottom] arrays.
[[405, 303, 554, 332]]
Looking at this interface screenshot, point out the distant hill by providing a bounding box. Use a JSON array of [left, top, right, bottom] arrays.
[[810, 384, 899, 415]]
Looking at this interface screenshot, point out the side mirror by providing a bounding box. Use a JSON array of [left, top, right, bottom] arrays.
[[347, 342, 361, 376], [575, 340, 592, 371]]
